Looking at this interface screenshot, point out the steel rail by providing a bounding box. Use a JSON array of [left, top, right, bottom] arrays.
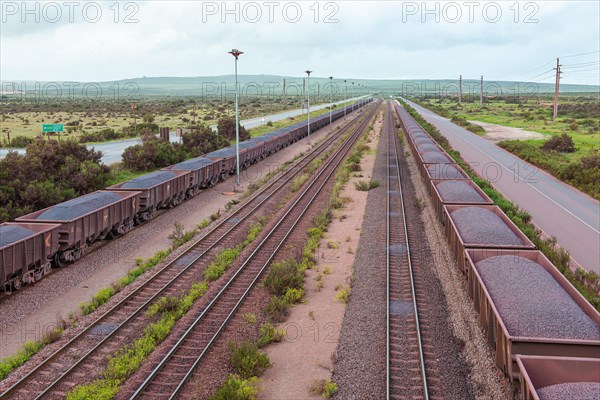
[[386, 101, 429, 399], [0, 107, 368, 400], [130, 102, 379, 399]]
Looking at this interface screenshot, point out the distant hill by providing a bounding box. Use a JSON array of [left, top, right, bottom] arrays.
[[1, 75, 598, 98]]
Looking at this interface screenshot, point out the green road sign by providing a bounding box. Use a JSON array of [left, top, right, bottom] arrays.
[[42, 124, 64, 133]]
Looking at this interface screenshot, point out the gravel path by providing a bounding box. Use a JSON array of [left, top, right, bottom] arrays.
[[537, 382, 600, 400], [436, 181, 486, 203], [476, 256, 600, 339], [331, 117, 388, 400], [450, 207, 523, 246]]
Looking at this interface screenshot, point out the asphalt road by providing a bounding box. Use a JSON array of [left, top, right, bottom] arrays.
[[0, 96, 367, 165], [400, 98, 600, 273]]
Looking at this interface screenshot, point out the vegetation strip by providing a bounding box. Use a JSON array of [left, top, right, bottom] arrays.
[[65, 220, 267, 399], [208, 115, 376, 399], [399, 100, 599, 310]]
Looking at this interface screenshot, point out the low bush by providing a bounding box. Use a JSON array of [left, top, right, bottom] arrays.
[[229, 340, 271, 379], [263, 260, 304, 296], [354, 179, 379, 191], [210, 374, 260, 400], [256, 323, 285, 347], [542, 133, 575, 153]]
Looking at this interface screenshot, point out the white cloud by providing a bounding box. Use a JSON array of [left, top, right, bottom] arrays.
[[1, 1, 598, 84]]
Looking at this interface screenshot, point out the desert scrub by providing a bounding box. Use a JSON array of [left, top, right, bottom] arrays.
[[310, 379, 339, 399], [263, 259, 304, 296], [210, 374, 260, 400], [354, 179, 379, 191], [168, 222, 198, 248], [335, 285, 351, 304], [256, 322, 286, 347], [229, 340, 271, 379]]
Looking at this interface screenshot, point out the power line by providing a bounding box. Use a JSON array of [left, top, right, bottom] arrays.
[[560, 50, 600, 59]]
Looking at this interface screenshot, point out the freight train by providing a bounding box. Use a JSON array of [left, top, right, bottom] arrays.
[[392, 101, 600, 400], [0, 99, 372, 292]]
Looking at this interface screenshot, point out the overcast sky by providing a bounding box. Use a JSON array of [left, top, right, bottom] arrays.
[[1, 1, 599, 85]]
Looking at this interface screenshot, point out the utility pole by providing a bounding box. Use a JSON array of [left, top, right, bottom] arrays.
[[553, 58, 561, 121], [303, 78, 306, 110], [305, 70, 312, 144], [283, 79, 286, 102], [479, 75, 483, 106], [459, 75, 462, 104]]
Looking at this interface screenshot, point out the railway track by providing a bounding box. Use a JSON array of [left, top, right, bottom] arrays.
[[0, 105, 375, 400], [126, 102, 380, 399], [385, 101, 430, 399]]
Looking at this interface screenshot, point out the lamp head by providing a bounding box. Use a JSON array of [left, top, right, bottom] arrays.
[[228, 49, 243, 59]]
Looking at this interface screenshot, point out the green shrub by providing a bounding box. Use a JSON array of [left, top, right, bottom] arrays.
[[263, 260, 304, 296], [66, 379, 120, 400], [205, 246, 242, 282], [256, 323, 285, 347], [283, 287, 304, 304], [0, 340, 44, 380], [354, 179, 379, 191], [542, 133, 575, 153], [229, 340, 271, 379], [264, 295, 289, 322], [322, 381, 338, 398], [80, 287, 115, 315], [210, 374, 260, 400], [335, 286, 351, 304]]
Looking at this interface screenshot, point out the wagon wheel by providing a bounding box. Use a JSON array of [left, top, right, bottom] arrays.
[[12, 276, 23, 291], [54, 252, 67, 268]]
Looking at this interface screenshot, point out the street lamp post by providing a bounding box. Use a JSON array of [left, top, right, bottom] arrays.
[[352, 82, 355, 112], [228, 48, 243, 188], [329, 76, 333, 127], [305, 70, 312, 144], [343, 80, 347, 117]]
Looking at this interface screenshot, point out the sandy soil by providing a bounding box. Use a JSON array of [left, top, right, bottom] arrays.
[[0, 114, 353, 360], [259, 111, 382, 399], [470, 120, 545, 142]]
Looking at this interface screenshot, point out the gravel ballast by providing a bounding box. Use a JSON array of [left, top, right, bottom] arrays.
[[35, 192, 124, 220], [450, 207, 524, 246], [537, 382, 600, 400], [0, 225, 35, 247], [416, 144, 440, 153], [475, 256, 600, 339], [436, 181, 485, 203], [421, 151, 452, 163], [168, 157, 213, 171], [427, 164, 466, 180], [120, 171, 178, 189]]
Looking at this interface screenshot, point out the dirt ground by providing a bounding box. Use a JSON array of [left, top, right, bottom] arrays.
[[259, 110, 382, 399], [0, 114, 354, 360], [470, 120, 545, 142]]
